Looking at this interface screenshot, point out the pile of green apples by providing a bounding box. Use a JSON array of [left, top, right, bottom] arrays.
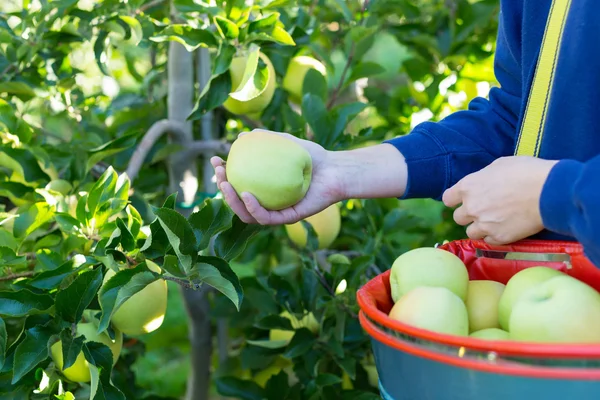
[[387, 247, 600, 343]]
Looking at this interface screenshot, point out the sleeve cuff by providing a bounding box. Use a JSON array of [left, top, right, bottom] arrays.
[[539, 159, 583, 236], [384, 127, 449, 200]]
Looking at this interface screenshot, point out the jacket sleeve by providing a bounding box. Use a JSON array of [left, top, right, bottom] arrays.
[[385, 16, 522, 200], [540, 156, 600, 267]]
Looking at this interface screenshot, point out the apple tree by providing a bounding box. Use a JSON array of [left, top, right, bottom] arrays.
[[0, 0, 499, 398]]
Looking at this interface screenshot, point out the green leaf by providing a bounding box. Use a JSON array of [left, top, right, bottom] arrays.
[[94, 30, 110, 76], [270, 26, 295, 46], [215, 16, 239, 39], [118, 16, 143, 45], [116, 218, 135, 252], [55, 392, 76, 400], [215, 377, 265, 400], [98, 263, 159, 333], [188, 198, 234, 251], [348, 62, 386, 82], [331, 102, 367, 146], [0, 247, 26, 267], [248, 13, 279, 32], [162, 192, 178, 210], [315, 373, 342, 386], [29, 256, 95, 290], [229, 45, 271, 102], [59, 329, 85, 370], [0, 181, 34, 202], [55, 268, 103, 324], [155, 208, 197, 273], [12, 325, 52, 384], [283, 328, 315, 359], [150, 25, 218, 52], [0, 290, 53, 317], [302, 68, 328, 103], [140, 217, 170, 259], [87, 167, 118, 219], [333, 0, 352, 22], [86, 133, 137, 173], [0, 317, 6, 370], [83, 342, 125, 400], [194, 256, 243, 310], [54, 213, 83, 236], [301, 93, 333, 149], [13, 202, 54, 239], [188, 72, 232, 120], [335, 356, 356, 380], [0, 148, 49, 183], [213, 44, 236, 76], [263, 0, 295, 8], [245, 339, 288, 349], [161, 254, 186, 277], [253, 314, 294, 330], [0, 82, 36, 101], [214, 216, 263, 261]]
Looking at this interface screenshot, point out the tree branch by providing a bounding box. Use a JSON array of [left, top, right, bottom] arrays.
[[0, 271, 35, 281], [326, 0, 370, 110], [137, 0, 168, 14], [126, 119, 190, 181]]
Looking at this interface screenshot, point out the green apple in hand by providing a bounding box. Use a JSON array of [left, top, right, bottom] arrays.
[[226, 130, 313, 210], [470, 328, 510, 340], [509, 275, 600, 343], [388, 286, 469, 336], [497, 266, 564, 330], [466, 280, 505, 332], [389, 247, 469, 303]]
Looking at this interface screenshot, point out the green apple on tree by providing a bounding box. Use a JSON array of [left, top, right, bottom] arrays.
[[284, 203, 341, 249], [389, 247, 469, 303], [509, 275, 600, 343], [469, 328, 510, 340], [226, 130, 313, 210], [497, 266, 564, 330], [223, 51, 276, 116], [102, 260, 168, 336], [465, 280, 505, 332], [50, 313, 123, 383], [282, 55, 327, 103], [388, 286, 469, 336]]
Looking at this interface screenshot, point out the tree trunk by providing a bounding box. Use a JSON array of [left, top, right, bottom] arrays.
[[166, 5, 213, 398]]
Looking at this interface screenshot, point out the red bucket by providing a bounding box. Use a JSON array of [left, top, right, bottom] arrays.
[[357, 239, 600, 400]]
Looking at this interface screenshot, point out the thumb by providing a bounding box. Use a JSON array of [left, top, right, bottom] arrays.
[[442, 184, 462, 208]]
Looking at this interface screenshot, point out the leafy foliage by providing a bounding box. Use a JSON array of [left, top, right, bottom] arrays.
[[0, 0, 498, 398]]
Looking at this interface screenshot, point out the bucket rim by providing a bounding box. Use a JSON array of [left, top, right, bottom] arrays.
[[360, 311, 600, 379]]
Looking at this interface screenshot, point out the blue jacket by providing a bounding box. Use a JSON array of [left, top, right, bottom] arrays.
[[386, 0, 600, 266]]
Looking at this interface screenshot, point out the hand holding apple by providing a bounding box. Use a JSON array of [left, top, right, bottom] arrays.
[[212, 129, 345, 225]]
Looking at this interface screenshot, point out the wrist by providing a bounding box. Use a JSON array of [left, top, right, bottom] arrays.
[[325, 144, 407, 200]]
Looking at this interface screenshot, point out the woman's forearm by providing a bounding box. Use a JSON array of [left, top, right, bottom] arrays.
[[328, 143, 408, 200]]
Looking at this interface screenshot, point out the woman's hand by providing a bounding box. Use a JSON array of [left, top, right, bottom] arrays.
[[442, 156, 559, 244], [211, 130, 347, 225]]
